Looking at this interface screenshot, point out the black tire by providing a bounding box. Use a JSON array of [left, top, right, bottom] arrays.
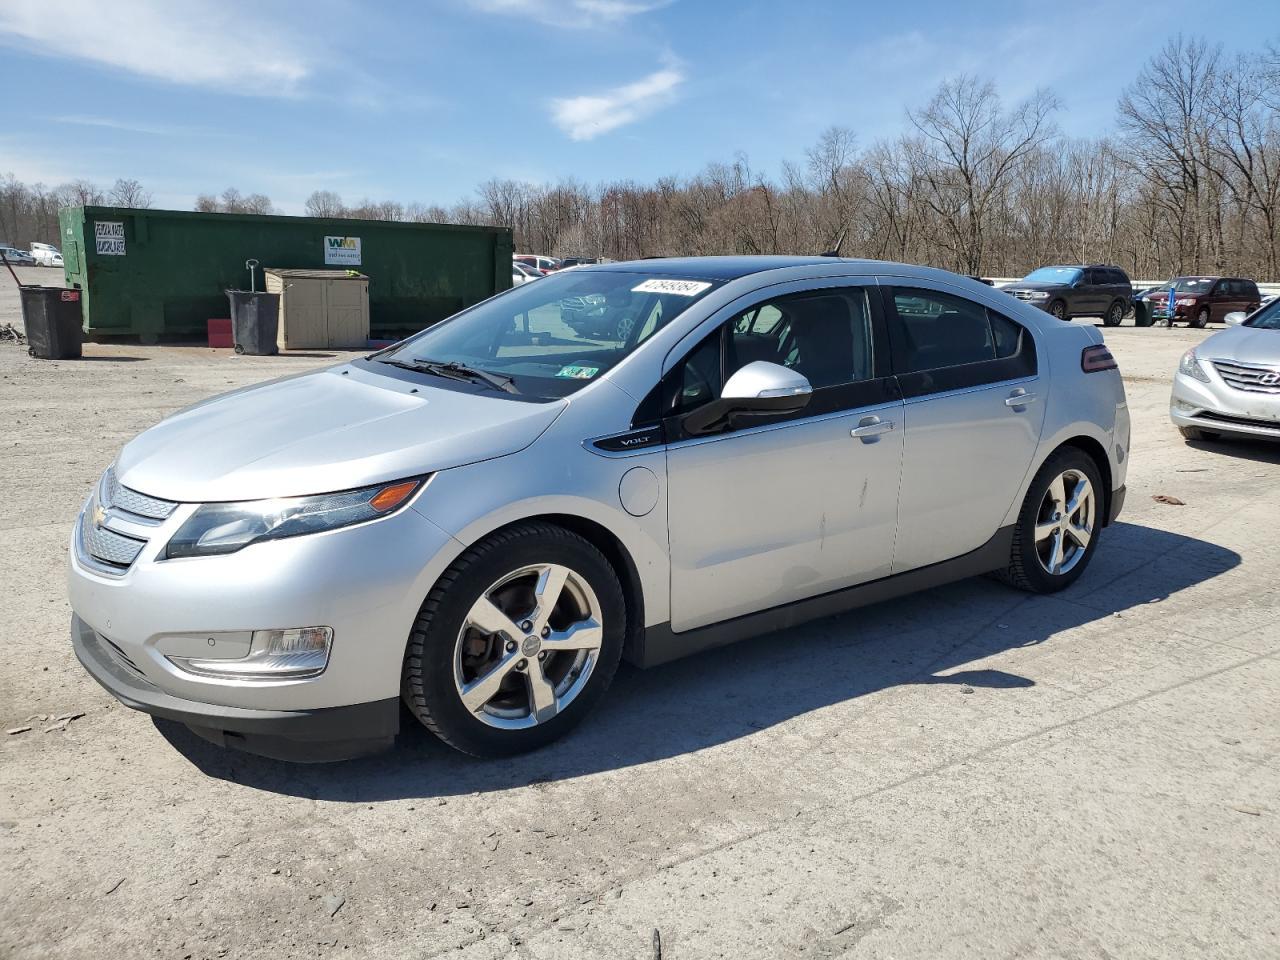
[[401, 521, 626, 758], [1179, 425, 1220, 442], [1049, 300, 1068, 320], [1103, 300, 1125, 326], [233, 344, 245, 354], [1192, 307, 1210, 329], [1000, 448, 1104, 594]]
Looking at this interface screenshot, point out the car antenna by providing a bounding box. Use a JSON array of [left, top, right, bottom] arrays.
[[820, 229, 846, 258]]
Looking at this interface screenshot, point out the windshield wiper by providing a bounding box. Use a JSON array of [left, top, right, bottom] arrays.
[[379, 357, 519, 394]]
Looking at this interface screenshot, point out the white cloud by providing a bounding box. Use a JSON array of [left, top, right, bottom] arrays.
[[54, 115, 224, 137], [0, 1, 312, 95], [550, 68, 683, 140], [470, 0, 670, 28]]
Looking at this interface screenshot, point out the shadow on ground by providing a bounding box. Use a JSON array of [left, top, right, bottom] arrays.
[[1185, 436, 1280, 465], [156, 521, 1240, 799]]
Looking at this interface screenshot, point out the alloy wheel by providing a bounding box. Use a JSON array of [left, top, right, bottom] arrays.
[[1034, 468, 1096, 576], [453, 563, 604, 730], [1050, 301, 1066, 320]]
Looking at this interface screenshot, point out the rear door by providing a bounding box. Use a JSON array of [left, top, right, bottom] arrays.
[[882, 282, 1045, 572], [664, 281, 904, 632]]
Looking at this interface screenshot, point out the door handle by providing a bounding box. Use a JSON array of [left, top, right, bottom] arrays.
[[1005, 390, 1038, 408], [851, 416, 896, 439]]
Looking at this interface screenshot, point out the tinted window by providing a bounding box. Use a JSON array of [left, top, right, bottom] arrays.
[[667, 287, 874, 415], [892, 289, 1004, 372]]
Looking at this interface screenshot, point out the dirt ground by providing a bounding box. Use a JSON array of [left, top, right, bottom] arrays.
[[0, 280, 1277, 959]]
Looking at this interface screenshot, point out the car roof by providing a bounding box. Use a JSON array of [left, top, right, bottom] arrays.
[[583, 255, 864, 281]]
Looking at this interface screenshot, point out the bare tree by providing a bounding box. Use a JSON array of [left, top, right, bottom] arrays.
[[305, 190, 346, 218], [107, 178, 153, 208], [907, 75, 1060, 274]]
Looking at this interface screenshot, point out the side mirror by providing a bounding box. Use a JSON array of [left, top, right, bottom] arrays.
[[683, 361, 813, 435], [1224, 312, 1246, 327]]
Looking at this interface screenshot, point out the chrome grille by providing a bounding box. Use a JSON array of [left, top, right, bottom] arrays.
[[1010, 290, 1036, 301], [79, 509, 146, 568], [103, 466, 177, 521], [1212, 359, 1280, 394], [75, 467, 180, 576]]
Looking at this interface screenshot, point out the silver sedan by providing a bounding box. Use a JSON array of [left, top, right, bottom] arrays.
[[1171, 301, 1280, 442]]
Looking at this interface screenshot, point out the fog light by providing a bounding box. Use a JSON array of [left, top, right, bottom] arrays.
[[168, 626, 333, 680], [1173, 399, 1197, 413]]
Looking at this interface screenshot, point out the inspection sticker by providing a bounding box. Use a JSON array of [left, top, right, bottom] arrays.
[[556, 364, 600, 379], [631, 278, 712, 296]]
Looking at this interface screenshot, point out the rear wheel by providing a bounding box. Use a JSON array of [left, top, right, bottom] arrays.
[[1103, 300, 1125, 326], [1049, 300, 1068, 320], [1178, 425, 1220, 442], [402, 522, 625, 757], [1001, 449, 1103, 593], [1192, 307, 1210, 329]]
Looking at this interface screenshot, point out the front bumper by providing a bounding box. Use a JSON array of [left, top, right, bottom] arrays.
[[67, 486, 464, 758], [73, 615, 399, 761], [1170, 368, 1280, 440]]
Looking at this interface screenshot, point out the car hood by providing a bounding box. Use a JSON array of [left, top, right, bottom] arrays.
[[116, 362, 566, 503], [1199, 326, 1280, 366]]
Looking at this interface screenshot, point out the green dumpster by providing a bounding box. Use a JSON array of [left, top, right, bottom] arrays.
[[58, 206, 513, 342]]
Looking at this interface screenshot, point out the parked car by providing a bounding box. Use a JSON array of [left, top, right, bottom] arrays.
[[30, 242, 62, 267], [514, 254, 560, 275], [1171, 297, 1280, 442], [0, 246, 37, 267], [1144, 276, 1260, 328], [512, 262, 540, 285], [559, 257, 604, 269], [68, 257, 1128, 761], [1002, 265, 1133, 325]]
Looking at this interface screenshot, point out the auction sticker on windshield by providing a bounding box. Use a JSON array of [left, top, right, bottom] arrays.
[[631, 279, 712, 296], [556, 364, 600, 379]]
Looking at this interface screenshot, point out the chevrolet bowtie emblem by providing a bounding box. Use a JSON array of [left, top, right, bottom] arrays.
[[93, 504, 107, 528]]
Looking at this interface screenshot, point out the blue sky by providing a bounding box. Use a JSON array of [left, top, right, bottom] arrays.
[[2, 0, 1277, 214]]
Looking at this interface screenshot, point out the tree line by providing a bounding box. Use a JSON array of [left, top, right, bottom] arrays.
[[4, 36, 1278, 280]]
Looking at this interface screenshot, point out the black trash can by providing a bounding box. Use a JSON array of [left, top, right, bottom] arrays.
[[1132, 299, 1153, 327], [21, 286, 83, 359], [226, 290, 280, 355]]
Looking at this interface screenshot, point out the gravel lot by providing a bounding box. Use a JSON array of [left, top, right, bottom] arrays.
[[1, 273, 1277, 959]]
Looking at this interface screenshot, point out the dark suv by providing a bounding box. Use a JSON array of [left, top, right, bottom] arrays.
[[1143, 276, 1261, 328], [1002, 265, 1133, 325]]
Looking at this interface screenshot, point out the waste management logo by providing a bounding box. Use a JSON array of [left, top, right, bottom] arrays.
[[324, 235, 361, 266]]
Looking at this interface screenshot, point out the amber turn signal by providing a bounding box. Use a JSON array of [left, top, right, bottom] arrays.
[[369, 480, 421, 512]]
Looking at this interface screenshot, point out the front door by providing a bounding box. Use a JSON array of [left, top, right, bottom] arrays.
[[664, 283, 904, 632], [881, 283, 1046, 572]]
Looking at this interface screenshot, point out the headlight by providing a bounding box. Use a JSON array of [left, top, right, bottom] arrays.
[[165, 478, 423, 559], [1176, 297, 1196, 307], [1027, 291, 1050, 300], [1178, 349, 1210, 383], [169, 626, 333, 680]]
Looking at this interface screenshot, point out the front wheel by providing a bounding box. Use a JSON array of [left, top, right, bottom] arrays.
[[1048, 300, 1068, 320], [1103, 300, 1125, 326], [402, 522, 625, 757], [1000, 449, 1103, 593], [1192, 307, 1210, 329]]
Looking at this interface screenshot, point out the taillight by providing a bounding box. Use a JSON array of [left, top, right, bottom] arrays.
[[1081, 344, 1117, 372]]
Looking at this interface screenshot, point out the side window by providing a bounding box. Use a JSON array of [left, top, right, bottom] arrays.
[[665, 287, 875, 417], [891, 288, 999, 372]]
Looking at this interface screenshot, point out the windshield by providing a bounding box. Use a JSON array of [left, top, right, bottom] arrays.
[[380, 270, 722, 398], [1023, 266, 1081, 284], [1245, 298, 1280, 330], [1167, 277, 1215, 293]]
